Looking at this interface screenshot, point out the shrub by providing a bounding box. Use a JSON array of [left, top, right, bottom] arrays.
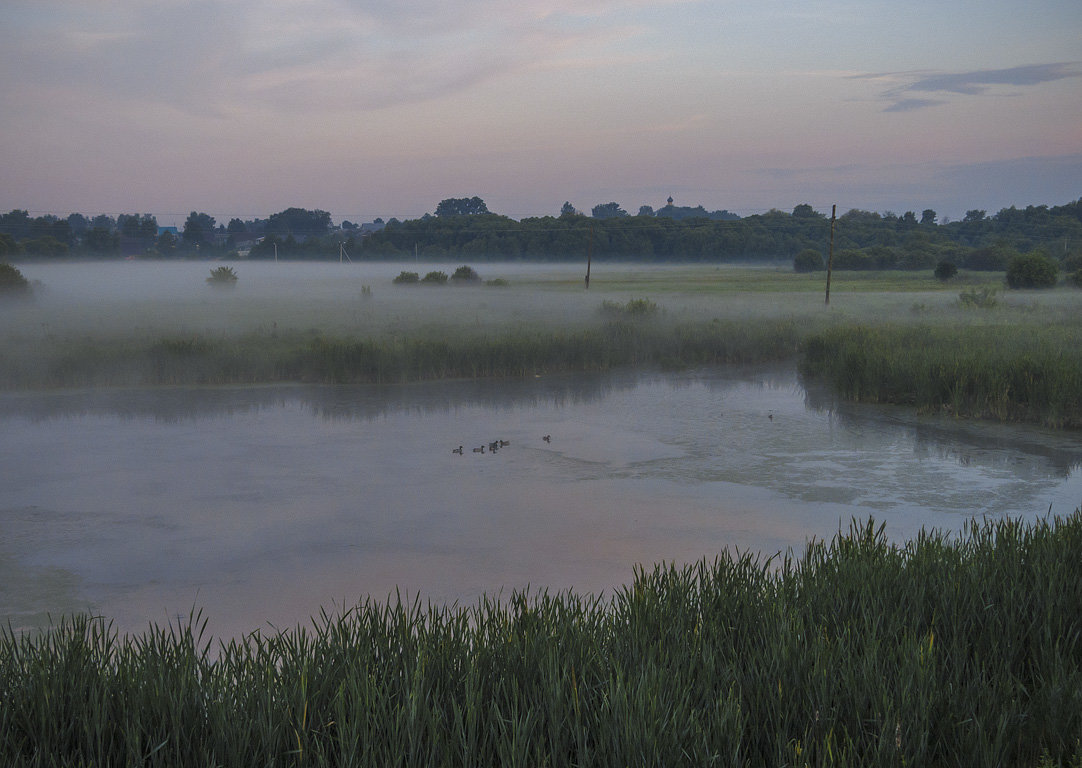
[[793, 249, 824, 272], [1069, 270, 1082, 288], [450, 265, 481, 283], [1006, 251, 1058, 289], [934, 260, 958, 281], [485, 278, 510, 287], [600, 298, 660, 318], [421, 270, 448, 285], [393, 271, 420, 284], [206, 265, 238, 285], [958, 286, 998, 309], [1060, 253, 1082, 273], [0, 262, 31, 295]]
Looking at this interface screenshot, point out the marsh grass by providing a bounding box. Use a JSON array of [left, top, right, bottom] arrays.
[[800, 323, 1082, 427], [0, 319, 804, 389], [4, 513, 1081, 767]]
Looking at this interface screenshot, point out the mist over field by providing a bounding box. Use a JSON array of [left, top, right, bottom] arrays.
[[5, 259, 1059, 343]]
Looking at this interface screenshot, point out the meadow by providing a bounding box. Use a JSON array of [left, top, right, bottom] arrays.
[[3, 512, 1080, 766]]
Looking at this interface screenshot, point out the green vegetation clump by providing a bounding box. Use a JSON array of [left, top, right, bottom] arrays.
[[793, 248, 824, 272], [800, 323, 1082, 427], [485, 278, 509, 287], [392, 271, 419, 284], [421, 270, 448, 285], [958, 286, 998, 309], [599, 297, 660, 318], [3, 513, 1081, 766], [450, 265, 481, 283], [934, 260, 958, 281], [205, 265, 238, 285], [0, 262, 31, 295], [1006, 251, 1059, 289]]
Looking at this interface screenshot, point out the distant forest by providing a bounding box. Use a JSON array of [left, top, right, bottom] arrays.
[[2, 197, 1081, 273]]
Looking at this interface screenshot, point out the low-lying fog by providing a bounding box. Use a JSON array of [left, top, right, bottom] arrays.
[[4, 259, 1050, 345]]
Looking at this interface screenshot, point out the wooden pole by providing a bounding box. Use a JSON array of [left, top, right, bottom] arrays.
[[585, 224, 593, 289], [825, 204, 836, 305]]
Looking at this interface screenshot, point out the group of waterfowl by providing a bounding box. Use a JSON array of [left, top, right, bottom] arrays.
[[452, 436, 551, 455]]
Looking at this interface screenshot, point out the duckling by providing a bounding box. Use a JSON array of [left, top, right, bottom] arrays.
[[452, 445, 463, 455], [542, 434, 551, 443], [499, 439, 510, 447], [473, 445, 485, 454], [488, 441, 500, 453]]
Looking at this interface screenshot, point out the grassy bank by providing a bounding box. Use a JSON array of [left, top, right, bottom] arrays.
[[800, 322, 1082, 428], [3, 513, 1081, 767]]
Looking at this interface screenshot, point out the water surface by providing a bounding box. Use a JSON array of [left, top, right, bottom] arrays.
[[3, 366, 1080, 639]]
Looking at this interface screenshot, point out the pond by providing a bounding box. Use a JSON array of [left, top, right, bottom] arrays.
[[3, 365, 1080, 640]]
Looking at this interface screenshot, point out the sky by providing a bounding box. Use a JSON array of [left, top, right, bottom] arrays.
[[2, 0, 1080, 226]]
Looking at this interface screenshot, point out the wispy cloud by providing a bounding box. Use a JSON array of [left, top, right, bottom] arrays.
[[0, 0, 688, 116], [856, 62, 1082, 112]]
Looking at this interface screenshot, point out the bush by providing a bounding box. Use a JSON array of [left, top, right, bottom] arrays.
[[600, 298, 660, 318], [421, 270, 448, 285], [793, 249, 824, 272], [1069, 270, 1082, 288], [485, 278, 510, 287], [0, 262, 31, 295], [450, 265, 481, 283], [1006, 251, 1058, 289], [206, 265, 238, 285], [958, 286, 998, 309], [393, 271, 420, 284], [934, 260, 958, 281]]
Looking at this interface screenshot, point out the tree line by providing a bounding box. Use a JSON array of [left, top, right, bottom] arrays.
[[2, 198, 1081, 273]]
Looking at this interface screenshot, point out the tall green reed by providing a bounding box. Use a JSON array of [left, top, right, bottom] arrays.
[[4, 512, 1081, 766]]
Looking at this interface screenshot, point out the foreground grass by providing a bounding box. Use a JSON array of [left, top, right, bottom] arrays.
[[800, 322, 1082, 428], [3, 513, 1081, 767]]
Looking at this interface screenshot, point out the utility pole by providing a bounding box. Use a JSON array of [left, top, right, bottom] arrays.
[[825, 204, 836, 305], [585, 223, 594, 289]]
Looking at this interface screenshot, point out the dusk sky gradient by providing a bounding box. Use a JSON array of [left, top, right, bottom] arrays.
[[2, 0, 1080, 225]]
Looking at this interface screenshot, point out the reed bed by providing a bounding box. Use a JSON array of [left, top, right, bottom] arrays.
[[799, 323, 1082, 428], [3, 513, 1081, 767], [0, 318, 804, 390]]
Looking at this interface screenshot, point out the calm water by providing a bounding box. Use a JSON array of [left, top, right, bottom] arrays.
[[3, 366, 1081, 639]]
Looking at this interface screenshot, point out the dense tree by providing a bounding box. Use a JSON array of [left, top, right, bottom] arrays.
[[83, 227, 120, 254], [266, 207, 331, 238], [921, 209, 937, 226], [435, 197, 490, 217], [934, 260, 958, 280], [591, 202, 628, 219], [559, 202, 578, 217], [0, 232, 18, 257], [638, 206, 655, 217], [792, 203, 823, 219], [66, 213, 89, 236], [793, 249, 824, 272], [0, 262, 31, 294], [182, 212, 216, 248]]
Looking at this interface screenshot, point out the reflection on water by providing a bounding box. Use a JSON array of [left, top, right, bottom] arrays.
[[2, 365, 1080, 640]]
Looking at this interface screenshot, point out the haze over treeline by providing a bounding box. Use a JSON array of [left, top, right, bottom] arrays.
[[2, 197, 1081, 271]]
